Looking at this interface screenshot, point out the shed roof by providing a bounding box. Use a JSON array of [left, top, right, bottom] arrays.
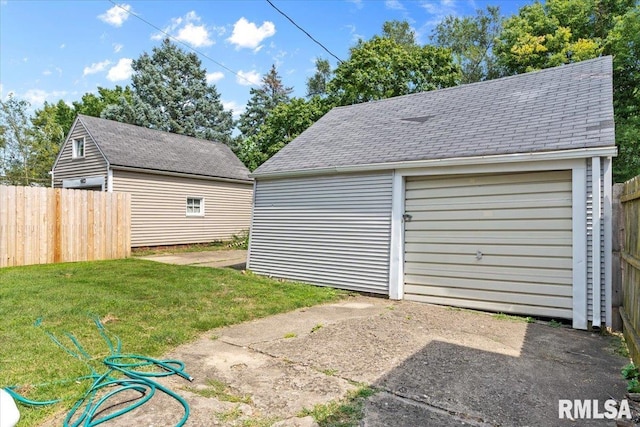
[[76, 115, 251, 181], [254, 56, 615, 176]]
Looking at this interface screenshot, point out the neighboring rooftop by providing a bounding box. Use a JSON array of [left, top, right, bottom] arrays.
[[77, 115, 251, 181], [254, 56, 615, 176]]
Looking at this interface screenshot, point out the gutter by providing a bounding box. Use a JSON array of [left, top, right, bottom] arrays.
[[110, 165, 253, 185], [250, 146, 618, 180]]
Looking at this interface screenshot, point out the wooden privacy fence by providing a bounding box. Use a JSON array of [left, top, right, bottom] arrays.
[[621, 176, 640, 365], [0, 186, 131, 268]]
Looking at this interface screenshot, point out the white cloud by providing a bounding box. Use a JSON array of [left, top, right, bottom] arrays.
[[206, 71, 224, 84], [98, 3, 131, 27], [42, 70, 52, 76], [385, 0, 405, 10], [113, 43, 123, 53], [60, 43, 66, 49], [222, 100, 245, 119], [347, 0, 364, 9], [152, 11, 214, 47], [106, 58, 133, 82], [23, 89, 67, 106], [83, 60, 111, 76], [227, 18, 275, 51], [236, 70, 261, 86]]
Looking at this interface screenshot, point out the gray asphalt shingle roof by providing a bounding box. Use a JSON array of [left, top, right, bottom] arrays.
[[254, 56, 615, 176], [77, 115, 251, 181]]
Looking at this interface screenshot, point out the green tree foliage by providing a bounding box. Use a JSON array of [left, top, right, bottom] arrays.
[[237, 97, 331, 171], [382, 20, 417, 46], [432, 6, 503, 83], [103, 39, 233, 144], [0, 96, 61, 186], [237, 65, 292, 139], [306, 58, 332, 98], [606, 4, 640, 181], [328, 35, 461, 105], [74, 86, 132, 120]]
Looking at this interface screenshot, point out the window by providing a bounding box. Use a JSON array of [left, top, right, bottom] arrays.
[[72, 138, 85, 158], [186, 197, 204, 216]]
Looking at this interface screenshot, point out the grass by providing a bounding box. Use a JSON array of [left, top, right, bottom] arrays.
[[299, 386, 376, 427], [186, 378, 252, 404], [0, 258, 344, 426], [492, 313, 535, 323]]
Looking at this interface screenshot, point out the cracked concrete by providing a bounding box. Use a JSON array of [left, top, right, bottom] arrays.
[[41, 296, 631, 426]]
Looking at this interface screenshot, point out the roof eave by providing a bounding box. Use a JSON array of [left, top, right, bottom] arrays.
[[250, 146, 618, 179], [111, 165, 253, 184]]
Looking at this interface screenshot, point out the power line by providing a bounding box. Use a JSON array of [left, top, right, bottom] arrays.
[[106, 0, 256, 86], [265, 0, 343, 64]]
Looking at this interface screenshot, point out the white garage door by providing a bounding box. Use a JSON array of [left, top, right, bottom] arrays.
[[403, 170, 573, 319]]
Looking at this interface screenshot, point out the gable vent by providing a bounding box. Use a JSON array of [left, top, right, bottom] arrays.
[[400, 115, 435, 123]]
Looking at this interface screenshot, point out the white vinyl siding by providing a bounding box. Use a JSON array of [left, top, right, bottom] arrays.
[[586, 158, 607, 324], [52, 122, 107, 188], [112, 170, 252, 247], [403, 170, 573, 319], [249, 172, 393, 293]]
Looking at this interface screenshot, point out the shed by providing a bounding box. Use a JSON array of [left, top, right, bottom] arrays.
[[248, 57, 617, 330], [52, 115, 253, 247]]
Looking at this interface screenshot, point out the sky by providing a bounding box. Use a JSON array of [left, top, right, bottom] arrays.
[[0, 0, 531, 119]]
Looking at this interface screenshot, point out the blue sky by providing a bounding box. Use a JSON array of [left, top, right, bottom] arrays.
[[0, 0, 530, 119]]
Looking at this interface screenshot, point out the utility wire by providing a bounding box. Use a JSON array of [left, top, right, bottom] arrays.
[[265, 0, 343, 64], [106, 0, 256, 86]]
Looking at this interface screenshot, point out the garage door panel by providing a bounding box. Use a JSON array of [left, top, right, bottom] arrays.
[[405, 218, 572, 231], [407, 206, 572, 221], [404, 170, 573, 319], [405, 171, 573, 190], [404, 242, 571, 258], [404, 230, 572, 246], [405, 294, 573, 319], [405, 263, 572, 284], [405, 252, 571, 269], [404, 284, 572, 309], [404, 274, 572, 295], [405, 181, 571, 200]]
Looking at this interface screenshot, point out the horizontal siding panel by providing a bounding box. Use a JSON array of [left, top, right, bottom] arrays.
[[249, 172, 393, 294], [113, 170, 252, 247], [404, 170, 573, 318], [405, 294, 573, 319]]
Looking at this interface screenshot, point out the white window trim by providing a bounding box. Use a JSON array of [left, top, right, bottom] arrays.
[[186, 197, 205, 217], [72, 137, 85, 159]]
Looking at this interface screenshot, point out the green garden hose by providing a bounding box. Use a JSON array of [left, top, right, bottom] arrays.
[[2, 318, 192, 427]]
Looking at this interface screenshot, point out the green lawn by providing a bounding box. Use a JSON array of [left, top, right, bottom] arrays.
[[0, 259, 344, 426]]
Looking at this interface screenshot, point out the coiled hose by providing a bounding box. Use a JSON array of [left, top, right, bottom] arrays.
[[2, 317, 192, 427]]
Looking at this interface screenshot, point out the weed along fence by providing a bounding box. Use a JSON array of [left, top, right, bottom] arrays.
[[0, 186, 131, 267], [621, 176, 640, 365]]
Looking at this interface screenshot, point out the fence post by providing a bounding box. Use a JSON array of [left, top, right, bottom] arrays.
[[54, 188, 62, 263], [612, 184, 624, 331]]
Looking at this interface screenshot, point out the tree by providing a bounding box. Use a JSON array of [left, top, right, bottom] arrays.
[[0, 96, 59, 186], [606, 4, 640, 181], [494, 0, 634, 74], [382, 20, 416, 47], [237, 65, 292, 138], [74, 86, 132, 120], [432, 6, 503, 83], [328, 36, 460, 105], [306, 58, 332, 98], [103, 39, 233, 144], [237, 96, 331, 171]]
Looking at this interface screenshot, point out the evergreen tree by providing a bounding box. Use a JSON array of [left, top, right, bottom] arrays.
[[237, 65, 292, 138], [306, 58, 332, 98], [103, 39, 233, 144]]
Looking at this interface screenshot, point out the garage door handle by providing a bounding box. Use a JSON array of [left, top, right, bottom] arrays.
[[403, 214, 412, 222]]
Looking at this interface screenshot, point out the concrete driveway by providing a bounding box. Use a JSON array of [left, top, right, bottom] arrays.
[[139, 250, 247, 269], [44, 294, 634, 426]]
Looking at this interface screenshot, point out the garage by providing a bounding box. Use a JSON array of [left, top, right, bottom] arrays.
[[403, 170, 573, 319], [248, 57, 616, 329]]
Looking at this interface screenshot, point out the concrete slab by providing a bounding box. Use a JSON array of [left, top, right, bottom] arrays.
[[139, 250, 247, 269], [39, 296, 634, 426]]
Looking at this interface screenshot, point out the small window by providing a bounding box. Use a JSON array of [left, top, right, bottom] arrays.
[[72, 138, 85, 158], [186, 197, 204, 216]]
